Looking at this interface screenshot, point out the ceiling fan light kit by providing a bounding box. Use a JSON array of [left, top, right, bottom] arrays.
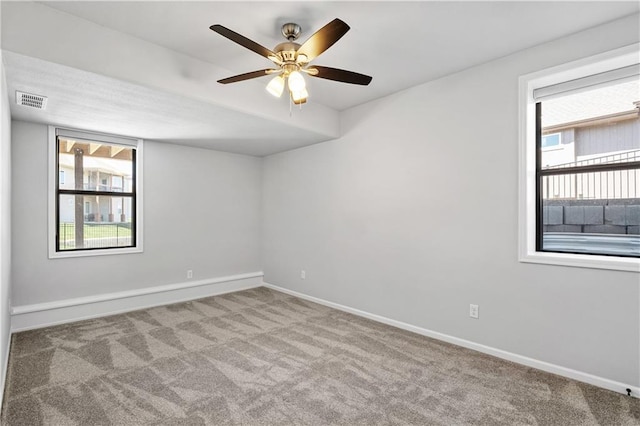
[[266, 75, 285, 97], [287, 70, 306, 92], [210, 18, 372, 107], [291, 88, 309, 105]]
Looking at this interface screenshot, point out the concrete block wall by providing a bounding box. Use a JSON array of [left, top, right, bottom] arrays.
[[543, 199, 640, 234]]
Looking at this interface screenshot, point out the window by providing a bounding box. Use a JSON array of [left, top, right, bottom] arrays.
[[541, 133, 561, 149], [519, 44, 640, 271], [49, 127, 143, 258]]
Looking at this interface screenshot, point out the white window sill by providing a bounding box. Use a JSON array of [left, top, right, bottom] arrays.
[[49, 246, 143, 259], [520, 251, 639, 272]]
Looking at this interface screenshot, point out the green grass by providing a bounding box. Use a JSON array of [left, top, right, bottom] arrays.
[[59, 222, 132, 240]]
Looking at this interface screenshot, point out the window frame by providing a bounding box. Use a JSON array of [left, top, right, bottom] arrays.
[[518, 43, 640, 272], [48, 126, 144, 258]]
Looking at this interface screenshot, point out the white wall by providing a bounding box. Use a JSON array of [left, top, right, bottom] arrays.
[[0, 54, 12, 403], [11, 121, 262, 306], [263, 15, 640, 388]]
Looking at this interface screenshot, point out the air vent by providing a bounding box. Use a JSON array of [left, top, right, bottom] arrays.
[[16, 91, 48, 109]]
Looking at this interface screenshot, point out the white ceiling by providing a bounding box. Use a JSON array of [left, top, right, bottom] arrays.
[[2, 1, 639, 156], [4, 51, 329, 156]]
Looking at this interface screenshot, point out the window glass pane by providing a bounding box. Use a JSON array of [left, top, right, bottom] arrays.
[[542, 199, 639, 257], [541, 133, 560, 148], [58, 138, 134, 192], [58, 194, 134, 250], [539, 78, 639, 257], [540, 79, 639, 170]]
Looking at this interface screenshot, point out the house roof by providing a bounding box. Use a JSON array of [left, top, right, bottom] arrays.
[[542, 79, 639, 128]]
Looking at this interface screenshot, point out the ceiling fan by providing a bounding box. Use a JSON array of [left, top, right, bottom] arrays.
[[210, 19, 372, 105]]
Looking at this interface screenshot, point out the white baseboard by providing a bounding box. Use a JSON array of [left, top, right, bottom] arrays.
[[10, 272, 263, 332], [263, 282, 639, 398]]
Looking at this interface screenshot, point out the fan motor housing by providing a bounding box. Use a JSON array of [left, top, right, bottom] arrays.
[[274, 42, 301, 62]]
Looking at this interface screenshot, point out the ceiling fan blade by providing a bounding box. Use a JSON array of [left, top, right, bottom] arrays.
[[218, 69, 276, 84], [210, 24, 276, 59], [308, 66, 372, 85], [297, 19, 350, 62]]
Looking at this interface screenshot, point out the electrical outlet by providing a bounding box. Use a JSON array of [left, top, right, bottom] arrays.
[[469, 304, 479, 319], [300, 270, 306, 279], [187, 270, 193, 279]]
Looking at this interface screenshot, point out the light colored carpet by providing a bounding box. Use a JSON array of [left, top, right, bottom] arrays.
[[2, 287, 638, 425]]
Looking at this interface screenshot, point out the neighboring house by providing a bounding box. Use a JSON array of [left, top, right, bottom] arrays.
[[539, 80, 639, 241], [58, 149, 133, 224], [541, 79, 639, 200]]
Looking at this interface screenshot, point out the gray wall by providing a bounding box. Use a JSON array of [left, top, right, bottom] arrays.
[[0, 56, 12, 399], [544, 200, 640, 234], [262, 15, 640, 386], [11, 121, 262, 306]]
